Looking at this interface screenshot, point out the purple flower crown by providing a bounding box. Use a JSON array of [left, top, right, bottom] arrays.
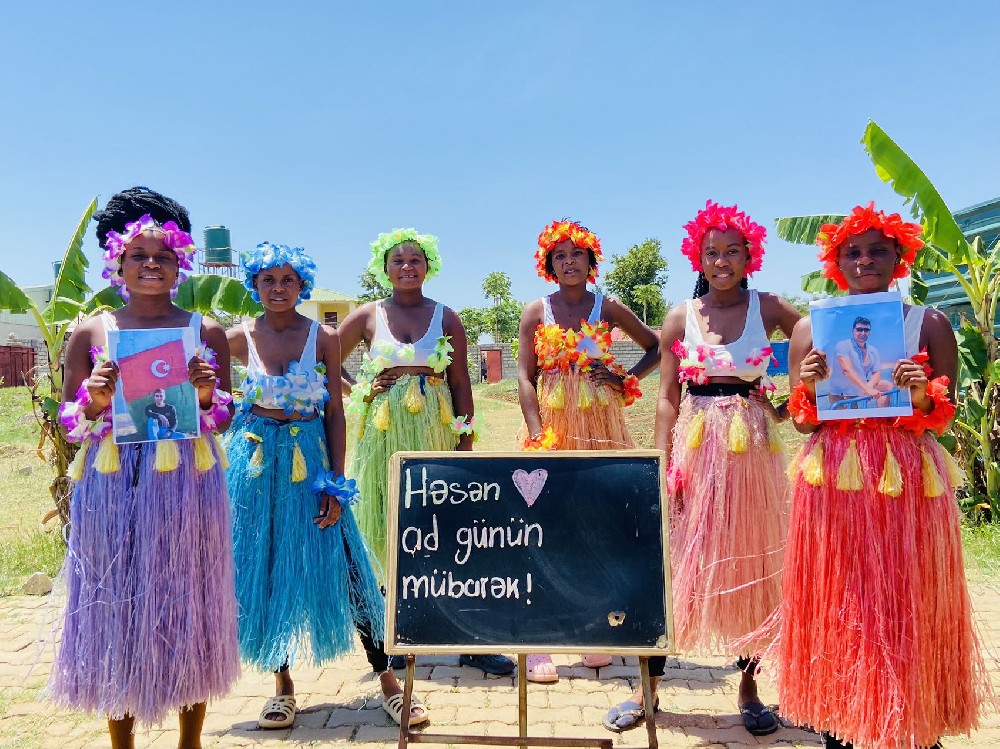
[[102, 214, 197, 300]]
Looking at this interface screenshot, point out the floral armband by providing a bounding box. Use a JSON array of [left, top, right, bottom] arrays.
[[312, 471, 361, 507], [200, 388, 234, 433], [449, 414, 478, 441], [607, 361, 642, 406], [58, 382, 112, 443], [893, 375, 955, 436], [787, 382, 821, 426], [523, 425, 560, 451]]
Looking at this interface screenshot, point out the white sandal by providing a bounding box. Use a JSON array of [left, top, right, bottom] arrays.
[[258, 694, 296, 729], [383, 692, 430, 727]]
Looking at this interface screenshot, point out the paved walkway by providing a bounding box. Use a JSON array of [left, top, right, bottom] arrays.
[[2, 584, 999, 749]]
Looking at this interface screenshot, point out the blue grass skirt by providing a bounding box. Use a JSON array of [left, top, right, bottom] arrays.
[[48, 435, 240, 726], [224, 412, 384, 672]]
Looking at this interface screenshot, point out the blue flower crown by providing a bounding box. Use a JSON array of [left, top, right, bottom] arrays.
[[241, 242, 317, 302]]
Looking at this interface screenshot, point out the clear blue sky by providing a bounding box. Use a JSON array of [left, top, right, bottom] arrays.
[[3, 2, 998, 314]]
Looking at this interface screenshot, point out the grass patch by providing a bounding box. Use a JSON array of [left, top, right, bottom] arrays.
[[0, 386, 39, 444], [961, 522, 1000, 581], [0, 529, 65, 596]]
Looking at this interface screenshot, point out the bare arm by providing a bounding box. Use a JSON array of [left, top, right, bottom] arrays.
[[442, 307, 474, 451], [516, 300, 544, 439], [653, 305, 685, 461], [62, 317, 113, 418], [760, 291, 802, 340], [891, 307, 959, 415], [337, 304, 374, 395], [226, 323, 249, 368], [605, 297, 661, 379], [197, 317, 233, 432], [788, 317, 824, 435]]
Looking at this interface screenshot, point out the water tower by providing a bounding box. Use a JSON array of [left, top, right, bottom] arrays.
[[199, 225, 238, 278]]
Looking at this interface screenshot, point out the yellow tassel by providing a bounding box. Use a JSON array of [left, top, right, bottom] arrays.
[[404, 378, 424, 414], [596, 385, 610, 407], [836, 438, 863, 491], [249, 441, 264, 477], [685, 410, 705, 450], [291, 442, 308, 483], [213, 433, 229, 469], [787, 446, 804, 481], [94, 435, 120, 474], [546, 380, 565, 410], [374, 398, 391, 431], [437, 390, 454, 425], [942, 448, 965, 488], [67, 441, 90, 481], [800, 441, 824, 486], [578, 379, 594, 410], [921, 446, 946, 498], [878, 444, 903, 497], [154, 439, 180, 472], [728, 410, 749, 454], [767, 422, 784, 454], [193, 435, 217, 472]]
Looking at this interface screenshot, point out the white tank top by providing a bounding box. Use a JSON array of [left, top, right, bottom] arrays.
[[371, 300, 444, 368], [903, 304, 926, 357], [683, 289, 771, 381], [242, 320, 326, 413]]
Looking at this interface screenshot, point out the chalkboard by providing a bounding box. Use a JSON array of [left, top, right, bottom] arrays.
[[385, 451, 672, 655]]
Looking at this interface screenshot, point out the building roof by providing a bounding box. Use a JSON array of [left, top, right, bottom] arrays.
[[307, 287, 356, 303]]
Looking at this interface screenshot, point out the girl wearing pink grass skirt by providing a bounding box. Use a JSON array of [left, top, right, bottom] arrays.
[[604, 201, 800, 735], [775, 204, 992, 749]]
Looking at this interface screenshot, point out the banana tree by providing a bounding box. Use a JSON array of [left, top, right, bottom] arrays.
[[775, 121, 1000, 516], [0, 198, 262, 526]]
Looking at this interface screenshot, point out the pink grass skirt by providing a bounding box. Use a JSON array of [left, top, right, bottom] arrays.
[[669, 393, 787, 654]]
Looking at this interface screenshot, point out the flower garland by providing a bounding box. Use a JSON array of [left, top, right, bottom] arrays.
[[367, 228, 442, 289], [523, 426, 560, 451], [102, 214, 197, 301], [240, 242, 317, 302], [312, 471, 361, 507], [533, 320, 641, 405], [238, 360, 329, 416], [346, 334, 455, 417], [427, 335, 454, 373], [680, 200, 766, 277], [535, 220, 603, 284], [816, 202, 924, 291], [449, 415, 478, 441], [670, 339, 776, 389]]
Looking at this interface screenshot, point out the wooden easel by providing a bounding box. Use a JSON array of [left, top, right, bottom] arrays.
[[395, 654, 658, 749]]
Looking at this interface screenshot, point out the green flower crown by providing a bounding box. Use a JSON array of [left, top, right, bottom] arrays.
[[367, 228, 443, 289]]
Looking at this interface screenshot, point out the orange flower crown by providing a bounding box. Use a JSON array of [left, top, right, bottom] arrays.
[[816, 202, 924, 290], [535, 220, 603, 283]]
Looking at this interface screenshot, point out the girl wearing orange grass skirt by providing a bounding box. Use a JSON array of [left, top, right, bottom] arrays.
[[605, 201, 801, 735], [776, 203, 991, 749], [516, 220, 660, 683]]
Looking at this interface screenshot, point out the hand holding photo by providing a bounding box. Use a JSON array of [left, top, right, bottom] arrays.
[[810, 291, 913, 420], [107, 327, 201, 443]]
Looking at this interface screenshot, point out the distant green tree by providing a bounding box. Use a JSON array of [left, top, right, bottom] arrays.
[[482, 272, 512, 306], [458, 307, 488, 342], [484, 298, 523, 344], [356, 270, 389, 303], [603, 238, 669, 327]]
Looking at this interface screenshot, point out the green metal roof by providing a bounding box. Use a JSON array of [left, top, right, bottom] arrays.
[[307, 287, 356, 303]]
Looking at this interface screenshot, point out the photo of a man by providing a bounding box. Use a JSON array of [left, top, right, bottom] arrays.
[[145, 388, 182, 440], [828, 316, 894, 408]]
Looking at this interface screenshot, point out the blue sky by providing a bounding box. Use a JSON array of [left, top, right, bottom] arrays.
[[3, 2, 998, 315]]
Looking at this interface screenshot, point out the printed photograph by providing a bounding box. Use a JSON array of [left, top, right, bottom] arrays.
[[107, 327, 200, 443], [810, 291, 913, 420]]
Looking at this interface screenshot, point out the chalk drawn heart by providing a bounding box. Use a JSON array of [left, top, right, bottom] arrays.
[[512, 468, 548, 507]]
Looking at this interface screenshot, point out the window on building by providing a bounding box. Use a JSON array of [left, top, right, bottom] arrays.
[[324, 311, 339, 327]]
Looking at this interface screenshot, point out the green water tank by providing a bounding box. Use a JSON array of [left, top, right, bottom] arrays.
[[203, 226, 233, 265]]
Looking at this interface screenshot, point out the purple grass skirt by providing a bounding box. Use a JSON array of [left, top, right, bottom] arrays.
[[47, 437, 240, 725]]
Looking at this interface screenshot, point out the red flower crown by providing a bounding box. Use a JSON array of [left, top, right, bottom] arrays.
[[535, 220, 603, 284], [816, 202, 924, 290], [680, 200, 766, 276]]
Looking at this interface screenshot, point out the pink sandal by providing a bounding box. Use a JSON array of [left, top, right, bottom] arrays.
[[525, 654, 559, 683], [581, 654, 613, 668]]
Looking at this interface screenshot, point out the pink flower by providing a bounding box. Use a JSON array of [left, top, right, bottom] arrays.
[[745, 346, 773, 367], [670, 339, 688, 359]]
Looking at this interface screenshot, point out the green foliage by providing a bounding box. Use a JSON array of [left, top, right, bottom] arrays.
[[462, 273, 522, 344], [773, 215, 847, 297], [603, 238, 668, 327], [356, 270, 390, 303], [482, 272, 512, 305], [458, 307, 487, 342]]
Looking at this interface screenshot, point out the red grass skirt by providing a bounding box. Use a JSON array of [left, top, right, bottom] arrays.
[[773, 425, 989, 747], [668, 393, 788, 654]]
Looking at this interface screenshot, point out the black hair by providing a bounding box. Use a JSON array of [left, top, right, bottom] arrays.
[[94, 186, 191, 248], [692, 273, 748, 298], [852, 316, 872, 329]]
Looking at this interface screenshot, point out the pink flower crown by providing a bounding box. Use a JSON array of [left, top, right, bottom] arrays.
[[102, 214, 196, 300], [680, 200, 766, 277]]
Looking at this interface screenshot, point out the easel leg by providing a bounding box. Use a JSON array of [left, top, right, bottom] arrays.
[[397, 655, 415, 749], [639, 657, 657, 749], [518, 654, 528, 749]]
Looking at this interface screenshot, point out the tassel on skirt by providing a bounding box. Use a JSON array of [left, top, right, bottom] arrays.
[[668, 393, 788, 654], [225, 412, 385, 672], [350, 375, 459, 572], [47, 435, 239, 726], [774, 425, 990, 748], [515, 370, 635, 450]]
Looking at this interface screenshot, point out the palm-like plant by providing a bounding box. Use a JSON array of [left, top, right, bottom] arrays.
[[0, 199, 262, 526], [775, 122, 1000, 516]]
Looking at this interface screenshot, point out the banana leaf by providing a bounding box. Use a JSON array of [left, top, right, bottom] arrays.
[[41, 198, 98, 327]]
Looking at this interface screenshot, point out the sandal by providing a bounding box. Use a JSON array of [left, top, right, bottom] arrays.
[[739, 700, 779, 736], [525, 654, 559, 683], [258, 694, 296, 729], [383, 692, 430, 727], [581, 654, 613, 668], [603, 698, 656, 732]]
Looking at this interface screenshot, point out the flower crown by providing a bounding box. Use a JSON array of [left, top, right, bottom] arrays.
[[816, 202, 924, 290], [535, 220, 603, 284], [241, 242, 317, 302], [102, 214, 196, 300], [367, 228, 442, 290], [680, 200, 766, 277]]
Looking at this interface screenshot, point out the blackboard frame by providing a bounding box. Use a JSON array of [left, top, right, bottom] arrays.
[[385, 450, 673, 656]]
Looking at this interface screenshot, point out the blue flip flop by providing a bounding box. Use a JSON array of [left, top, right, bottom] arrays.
[[603, 699, 654, 732]]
